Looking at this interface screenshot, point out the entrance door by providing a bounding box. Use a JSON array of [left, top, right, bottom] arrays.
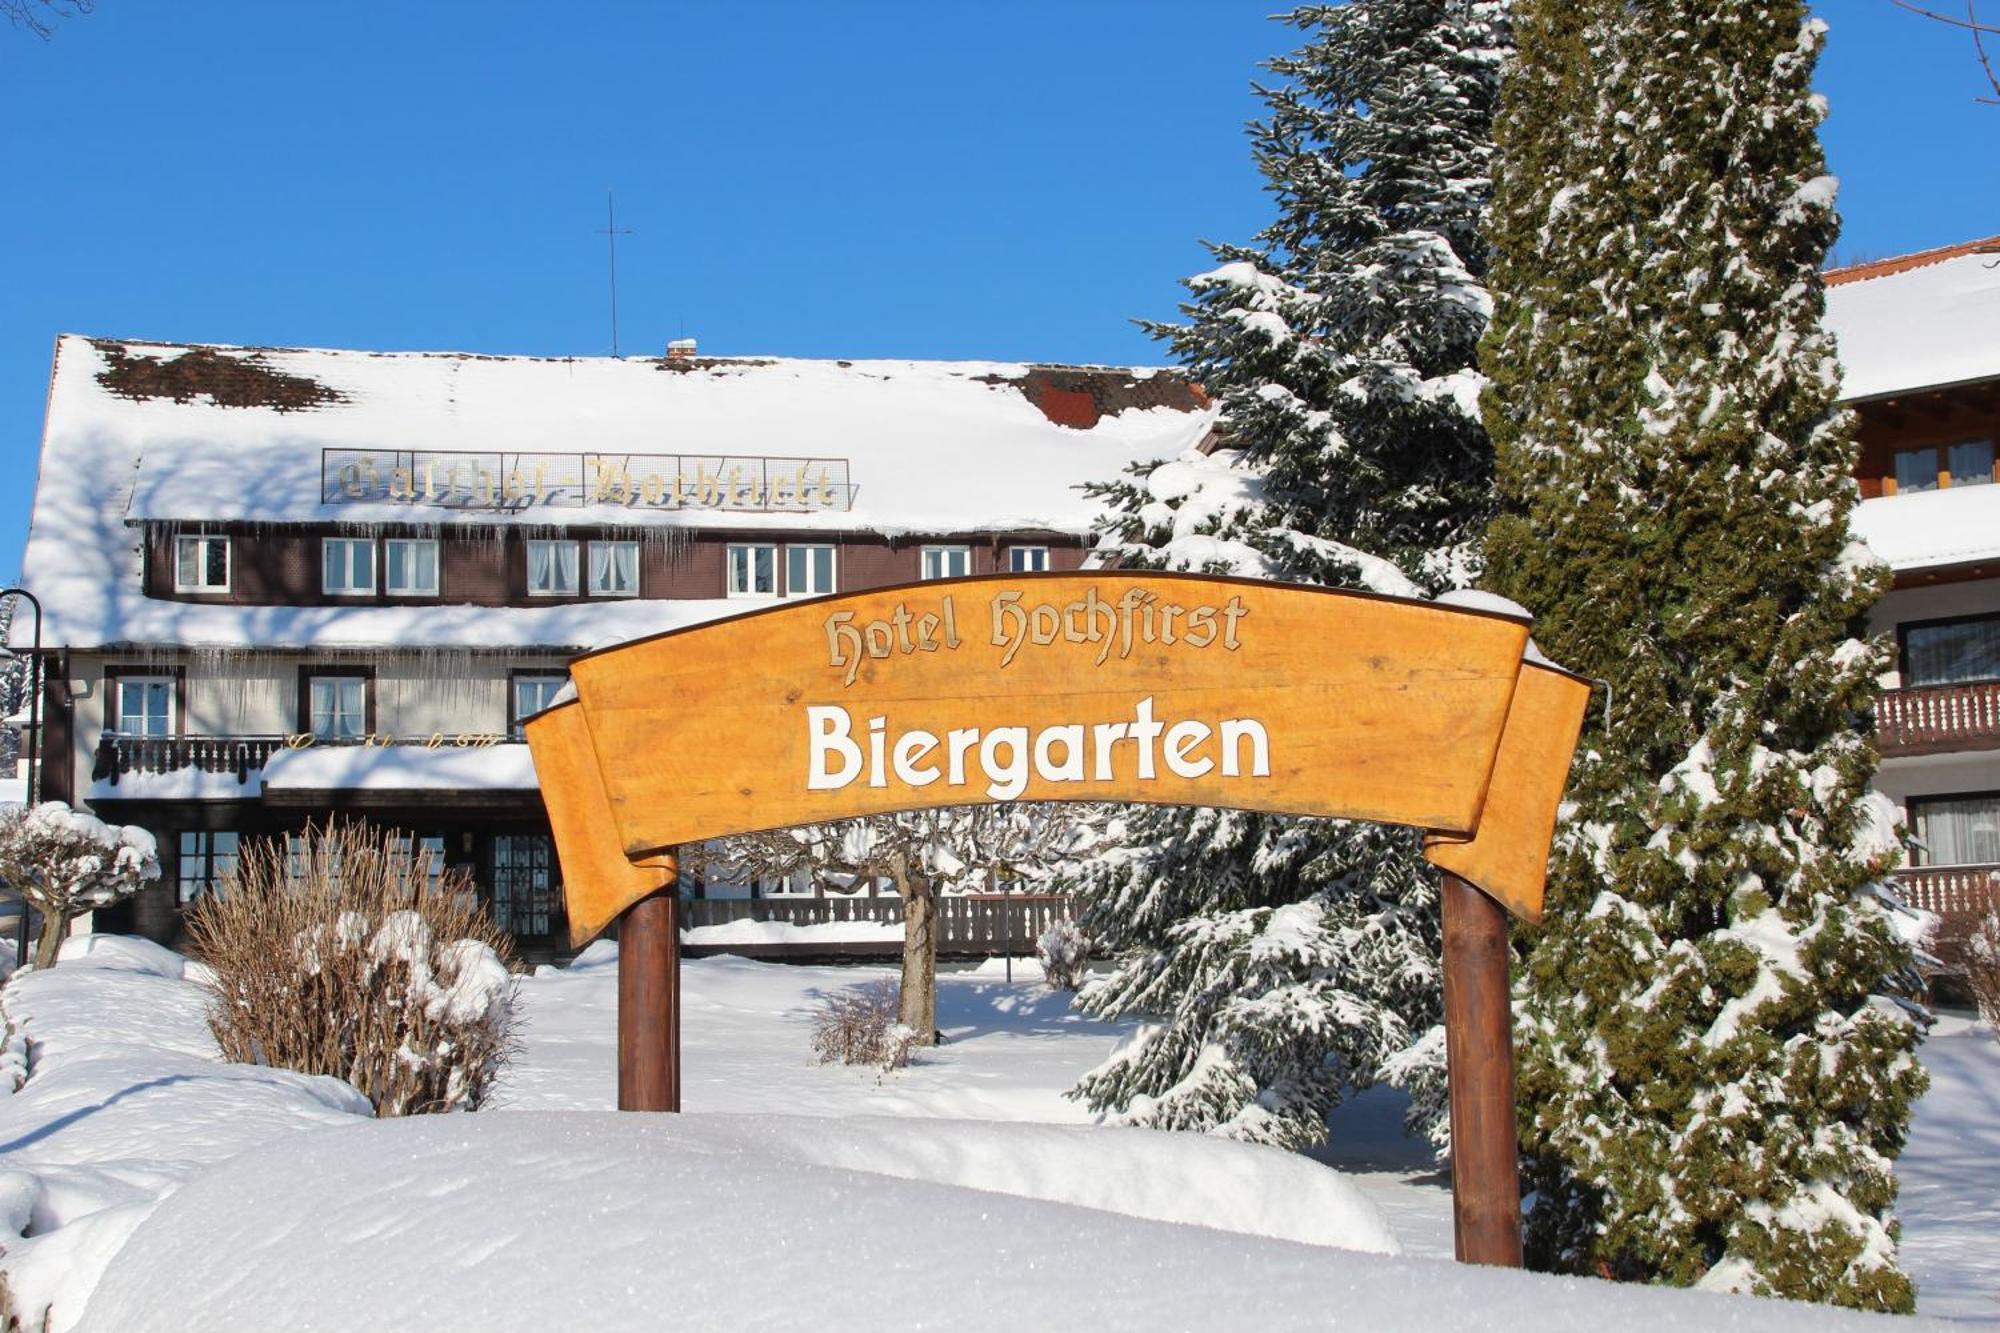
[[491, 834, 563, 939]]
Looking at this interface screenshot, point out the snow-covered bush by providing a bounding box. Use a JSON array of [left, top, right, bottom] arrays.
[[184, 821, 517, 1115], [1035, 919, 1091, 991], [810, 978, 914, 1071], [1967, 883, 2000, 1032], [0, 800, 159, 970]]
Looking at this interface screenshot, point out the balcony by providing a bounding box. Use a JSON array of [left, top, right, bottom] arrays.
[[1875, 680, 2000, 757], [91, 733, 288, 788]]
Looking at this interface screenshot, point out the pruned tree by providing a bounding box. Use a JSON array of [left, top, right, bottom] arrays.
[[687, 803, 1104, 1043], [0, 801, 159, 969], [2, 0, 90, 39]]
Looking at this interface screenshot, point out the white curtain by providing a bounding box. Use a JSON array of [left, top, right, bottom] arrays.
[[592, 542, 637, 594], [1914, 795, 2000, 866]]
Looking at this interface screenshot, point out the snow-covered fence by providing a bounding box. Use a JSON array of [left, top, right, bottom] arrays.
[[679, 893, 1074, 956]]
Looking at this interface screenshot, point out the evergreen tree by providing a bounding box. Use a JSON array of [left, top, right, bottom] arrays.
[[1482, 2, 1927, 1309], [1071, 0, 1508, 1153]]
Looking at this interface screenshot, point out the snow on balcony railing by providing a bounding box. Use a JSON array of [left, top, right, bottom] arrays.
[[1875, 680, 2000, 757], [91, 734, 288, 788]]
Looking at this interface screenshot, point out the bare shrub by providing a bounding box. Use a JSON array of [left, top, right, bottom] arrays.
[[1967, 883, 2000, 1032], [183, 821, 517, 1115], [1035, 918, 1092, 991], [810, 978, 915, 1070]]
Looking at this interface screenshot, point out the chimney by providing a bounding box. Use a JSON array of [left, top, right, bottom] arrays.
[[666, 337, 698, 365]]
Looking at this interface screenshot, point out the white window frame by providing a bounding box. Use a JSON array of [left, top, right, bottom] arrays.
[[726, 543, 779, 598], [322, 537, 376, 596], [588, 540, 641, 598], [1007, 546, 1051, 574], [785, 544, 837, 598], [174, 534, 231, 593], [383, 538, 440, 597], [511, 674, 569, 737], [526, 540, 581, 597], [921, 545, 972, 580], [308, 674, 369, 741], [116, 675, 176, 738]]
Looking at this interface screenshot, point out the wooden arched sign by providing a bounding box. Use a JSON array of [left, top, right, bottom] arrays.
[[525, 572, 1589, 1267]]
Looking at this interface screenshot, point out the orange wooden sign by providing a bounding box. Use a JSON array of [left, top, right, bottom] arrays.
[[528, 573, 1588, 944]]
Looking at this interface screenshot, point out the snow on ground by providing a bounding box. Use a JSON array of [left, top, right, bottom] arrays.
[[499, 948, 1132, 1126], [1896, 1011, 2000, 1325], [0, 937, 370, 1327], [678, 917, 906, 946], [74, 1110, 1949, 1333], [0, 937, 1990, 1330]]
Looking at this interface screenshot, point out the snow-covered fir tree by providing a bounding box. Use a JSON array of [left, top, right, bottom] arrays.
[[1481, 1, 1927, 1310], [1070, 0, 1508, 1153], [0, 596, 21, 778]]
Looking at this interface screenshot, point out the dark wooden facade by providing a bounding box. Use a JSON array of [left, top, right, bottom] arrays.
[[142, 523, 1091, 608]]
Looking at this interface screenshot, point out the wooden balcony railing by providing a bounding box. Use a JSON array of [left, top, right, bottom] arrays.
[[680, 893, 1076, 956], [1890, 865, 1997, 940], [91, 734, 288, 788], [1875, 680, 2000, 757]]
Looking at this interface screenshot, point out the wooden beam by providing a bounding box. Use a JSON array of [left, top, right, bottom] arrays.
[[1442, 873, 1524, 1267], [617, 887, 681, 1112]]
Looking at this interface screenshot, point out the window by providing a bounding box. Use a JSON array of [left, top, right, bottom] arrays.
[[1948, 439, 1995, 488], [588, 541, 640, 598], [384, 539, 439, 596], [388, 832, 448, 895], [1894, 449, 1940, 494], [727, 543, 777, 597], [1910, 793, 2000, 867], [174, 534, 230, 593], [1890, 439, 1996, 494], [786, 544, 835, 597], [308, 674, 369, 740], [921, 545, 971, 580], [527, 540, 580, 596], [323, 537, 376, 595], [1008, 546, 1050, 573], [510, 673, 568, 737], [115, 676, 176, 738], [176, 831, 239, 904], [1903, 615, 2000, 688]]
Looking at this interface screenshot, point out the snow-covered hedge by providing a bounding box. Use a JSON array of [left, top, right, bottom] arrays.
[[184, 821, 516, 1115]]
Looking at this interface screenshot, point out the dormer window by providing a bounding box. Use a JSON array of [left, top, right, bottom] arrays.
[[174, 534, 230, 593]]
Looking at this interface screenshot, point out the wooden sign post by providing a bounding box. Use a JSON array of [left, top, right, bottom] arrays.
[[525, 572, 1589, 1265]]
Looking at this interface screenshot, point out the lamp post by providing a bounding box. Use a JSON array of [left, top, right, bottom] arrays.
[[2, 587, 42, 970]]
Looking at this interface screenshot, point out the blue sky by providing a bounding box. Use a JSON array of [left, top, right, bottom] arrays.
[[2, 2, 1993, 579]]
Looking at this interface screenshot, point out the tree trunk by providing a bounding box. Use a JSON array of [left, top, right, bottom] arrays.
[[33, 906, 66, 971], [897, 860, 938, 1046]]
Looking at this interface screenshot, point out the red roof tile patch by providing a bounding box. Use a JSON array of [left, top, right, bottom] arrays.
[[1826, 235, 2000, 286]]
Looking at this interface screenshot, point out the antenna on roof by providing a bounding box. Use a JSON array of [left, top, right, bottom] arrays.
[[595, 190, 633, 358]]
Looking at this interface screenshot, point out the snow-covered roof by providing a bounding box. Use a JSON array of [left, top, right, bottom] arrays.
[[1826, 238, 2000, 401], [260, 744, 540, 793], [1851, 485, 2000, 575], [16, 336, 1214, 650]]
